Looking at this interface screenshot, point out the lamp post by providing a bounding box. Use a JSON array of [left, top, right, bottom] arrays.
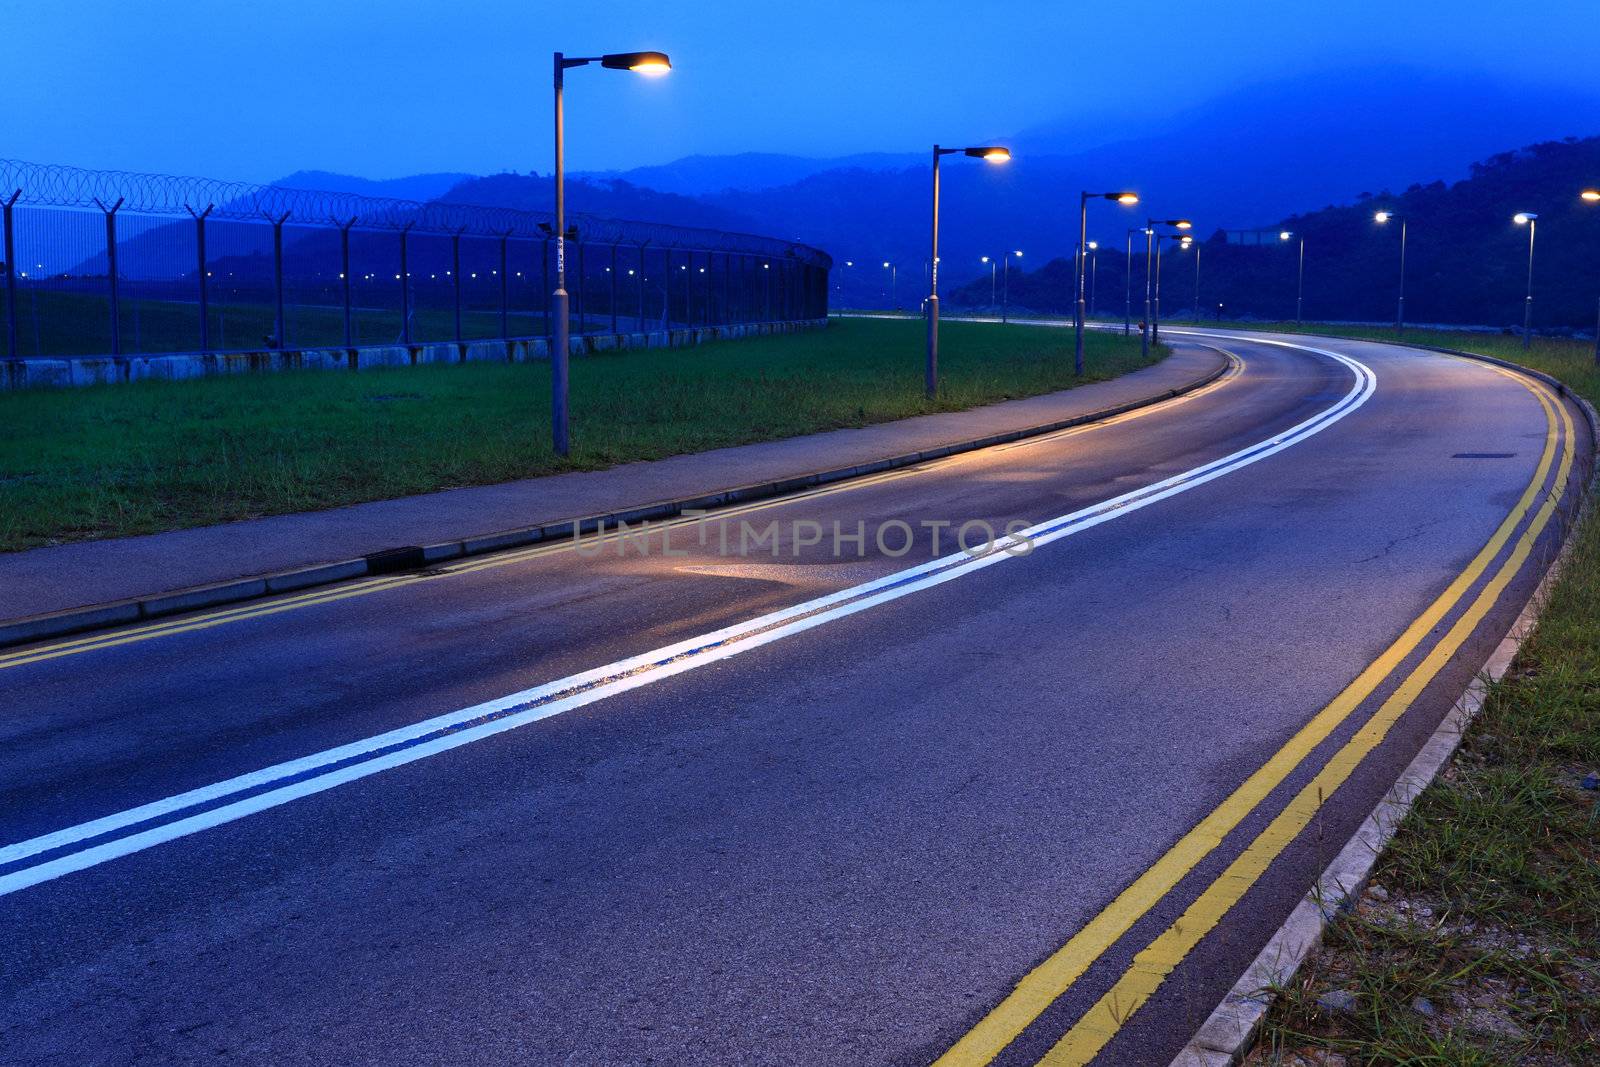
[[1189, 239, 1201, 321], [1076, 190, 1139, 374], [1087, 241, 1099, 319], [1281, 230, 1305, 323], [982, 256, 996, 308], [1583, 189, 1600, 364], [551, 48, 669, 457], [1125, 227, 1141, 336], [1003, 250, 1021, 323], [927, 144, 1011, 397], [883, 260, 897, 308], [1142, 218, 1191, 354], [1374, 210, 1407, 335], [1513, 212, 1538, 350]]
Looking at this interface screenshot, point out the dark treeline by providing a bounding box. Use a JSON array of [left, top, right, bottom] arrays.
[[946, 136, 1600, 331]]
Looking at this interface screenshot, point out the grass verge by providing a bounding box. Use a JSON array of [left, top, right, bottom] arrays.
[[1244, 327, 1600, 1066], [0, 317, 1158, 552]]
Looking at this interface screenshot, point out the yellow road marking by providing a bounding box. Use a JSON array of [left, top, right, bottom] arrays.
[[0, 354, 1243, 672], [935, 367, 1565, 1066], [1039, 379, 1574, 1065]]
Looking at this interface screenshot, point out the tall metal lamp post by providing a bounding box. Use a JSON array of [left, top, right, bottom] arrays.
[[1086, 241, 1099, 319], [1583, 189, 1600, 364], [981, 256, 996, 309], [1076, 190, 1139, 374], [551, 48, 670, 457], [1142, 218, 1191, 355], [1280, 230, 1305, 323], [1124, 227, 1142, 336], [1513, 212, 1538, 350], [926, 144, 1011, 397], [1374, 210, 1407, 336], [1003, 250, 1021, 322]]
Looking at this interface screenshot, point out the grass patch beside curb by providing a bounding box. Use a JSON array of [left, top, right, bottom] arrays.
[[1246, 327, 1600, 1067], [0, 317, 1158, 552]]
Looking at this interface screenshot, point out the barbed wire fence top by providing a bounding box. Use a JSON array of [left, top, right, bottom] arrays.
[[0, 158, 832, 359]]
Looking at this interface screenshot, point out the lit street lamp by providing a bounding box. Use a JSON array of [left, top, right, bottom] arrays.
[[1002, 250, 1021, 323], [1281, 230, 1305, 323], [1087, 241, 1099, 319], [551, 48, 670, 457], [1583, 189, 1600, 364], [981, 255, 996, 308], [882, 260, 897, 309], [1124, 227, 1142, 336], [1076, 191, 1139, 374], [1513, 212, 1538, 349], [927, 144, 1011, 397], [1374, 210, 1407, 335], [1143, 218, 1191, 354]]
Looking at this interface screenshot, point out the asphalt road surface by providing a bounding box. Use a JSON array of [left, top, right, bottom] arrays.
[[0, 328, 1589, 1066]]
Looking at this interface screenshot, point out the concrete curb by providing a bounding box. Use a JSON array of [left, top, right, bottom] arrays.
[[1167, 335, 1599, 1067], [0, 346, 1233, 651]]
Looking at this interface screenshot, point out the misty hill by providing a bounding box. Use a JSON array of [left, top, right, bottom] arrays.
[[645, 66, 1600, 300], [436, 173, 763, 234], [272, 170, 475, 203], [580, 152, 919, 197], [946, 135, 1600, 331]]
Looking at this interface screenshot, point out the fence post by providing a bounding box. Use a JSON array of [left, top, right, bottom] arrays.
[[499, 230, 511, 339], [722, 252, 732, 328], [186, 203, 214, 353], [3, 190, 19, 359], [264, 210, 290, 348], [336, 216, 357, 349], [610, 242, 619, 335], [399, 222, 414, 345], [633, 243, 643, 332], [664, 248, 673, 331], [452, 228, 464, 343], [93, 197, 125, 355]]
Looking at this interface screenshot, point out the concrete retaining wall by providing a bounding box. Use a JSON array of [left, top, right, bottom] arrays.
[[0, 319, 828, 391]]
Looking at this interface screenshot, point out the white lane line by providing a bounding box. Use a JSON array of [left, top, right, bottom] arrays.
[[0, 342, 1375, 899]]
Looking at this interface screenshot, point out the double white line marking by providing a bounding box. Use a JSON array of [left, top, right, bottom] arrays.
[[0, 340, 1375, 899]]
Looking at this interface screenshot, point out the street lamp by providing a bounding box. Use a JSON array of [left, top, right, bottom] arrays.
[[1514, 212, 1538, 349], [883, 260, 897, 308], [1087, 241, 1099, 319], [1583, 191, 1600, 364], [550, 48, 670, 457], [1374, 210, 1407, 335], [1076, 190, 1139, 374], [1124, 227, 1143, 337], [1003, 250, 1021, 323], [1143, 219, 1190, 354], [981, 255, 996, 309], [1281, 230, 1305, 323], [927, 144, 1011, 397]]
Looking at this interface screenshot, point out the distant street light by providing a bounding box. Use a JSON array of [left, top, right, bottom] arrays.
[[1513, 212, 1538, 349], [550, 48, 670, 457], [1087, 241, 1099, 318], [1374, 210, 1407, 335], [883, 260, 897, 308], [1281, 230, 1306, 323], [1124, 227, 1142, 336], [1003, 250, 1022, 323], [1583, 190, 1600, 364], [927, 144, 1011, 397], [981, 255, 996, 308], [1143, 219, 1190, 354], [1076, 191, 1139, 374]]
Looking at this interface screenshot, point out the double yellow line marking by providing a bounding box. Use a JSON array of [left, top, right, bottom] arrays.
[[0, 355, 1242, 674], [937, 367, 1573, 1066]]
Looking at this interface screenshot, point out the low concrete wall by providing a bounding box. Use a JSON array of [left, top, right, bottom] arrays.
[[0, 319, 828, 391]]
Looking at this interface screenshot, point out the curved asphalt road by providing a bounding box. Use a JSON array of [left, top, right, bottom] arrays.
[[0, 329, 1589, 1066]]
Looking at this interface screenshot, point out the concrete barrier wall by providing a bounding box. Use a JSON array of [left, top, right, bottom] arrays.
[[0, 319, 828, 392]]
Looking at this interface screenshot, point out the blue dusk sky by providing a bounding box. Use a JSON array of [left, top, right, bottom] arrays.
[[10, 0, 1600, 182]]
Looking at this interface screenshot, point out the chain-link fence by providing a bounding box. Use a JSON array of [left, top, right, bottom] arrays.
[[0, 160, 832, 359]]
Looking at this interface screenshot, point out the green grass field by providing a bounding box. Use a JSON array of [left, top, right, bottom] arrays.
[[1247, 326, 1600, 1065], [0, 316, 1158, 551]]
